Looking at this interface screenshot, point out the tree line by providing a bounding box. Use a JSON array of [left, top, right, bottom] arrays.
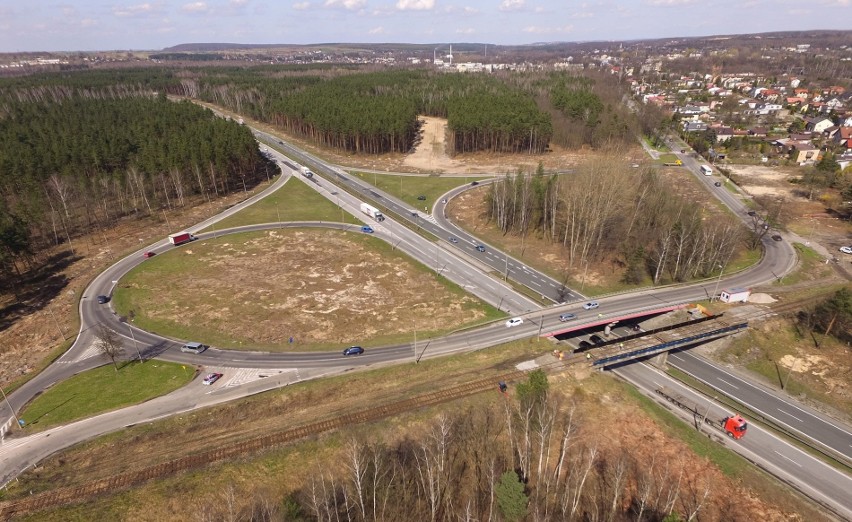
[[0, 81, 275, 285], [195, 371, 739, 521], [485, 159, 746, 285]]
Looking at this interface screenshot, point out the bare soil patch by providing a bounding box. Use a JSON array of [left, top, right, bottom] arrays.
[[119, 229, 489, 349]]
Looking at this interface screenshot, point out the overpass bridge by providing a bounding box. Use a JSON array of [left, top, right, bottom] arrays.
[[548, 309, 748, 368]]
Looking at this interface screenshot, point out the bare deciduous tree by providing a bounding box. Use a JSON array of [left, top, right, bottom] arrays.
[[94, 324, 124, 371]]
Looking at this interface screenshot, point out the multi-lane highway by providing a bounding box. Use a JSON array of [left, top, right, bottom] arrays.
[[1, 130, 851, 518]]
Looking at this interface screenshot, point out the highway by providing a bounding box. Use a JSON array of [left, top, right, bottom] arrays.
[[1, 130, 851, 518]]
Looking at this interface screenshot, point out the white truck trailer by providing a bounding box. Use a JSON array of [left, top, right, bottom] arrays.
[[360, 203, 385, 222]]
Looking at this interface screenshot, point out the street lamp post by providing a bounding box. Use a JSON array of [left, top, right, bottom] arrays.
[[0, 384, 22, 430], [127, 323, 143, 363], [711, 264, 724, 303]]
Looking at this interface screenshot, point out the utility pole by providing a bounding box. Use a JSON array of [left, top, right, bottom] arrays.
[[127, 323, 143, 363], [0, 385, 22, 430]]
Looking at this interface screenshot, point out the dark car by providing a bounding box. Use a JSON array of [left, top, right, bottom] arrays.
[[470, 181, 479, 186], [449, 236, 459, 244], [96, 295, 109, 304], [143, 251, 156, 258], [714, 181, 722, 187], [417, 195, 426, 201], [343, 346, 364, 356], [747, 210, 757, 216], [475, 245, 486, 252], [411, 212, 419, 218], [361, 226, 374, 233], [771, 234, 783, 242]]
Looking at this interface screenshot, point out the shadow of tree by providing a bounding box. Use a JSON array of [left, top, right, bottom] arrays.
[[0, 250, 80, 333]]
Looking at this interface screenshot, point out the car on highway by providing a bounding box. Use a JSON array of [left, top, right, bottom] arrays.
[[470, 181, 479, 186], [582, 301, 599, 310], [361, 226, 374, 233], [181, 342, 207, 354], [475, 245, 486, 252], [96, 295, 109, 304], [448, 236, 459, 244], [559, 313, 576, 322], [505, 317, 524, 328], [411, 212, 419, 218], [343, 346, 364, 356], [143, 251, 156, 258], [202, 373, 223, 385], [771, 234, 783, 242], [840, 246, 852, 254], [417, 195, 426, 201], [714, 181, 722, 187]]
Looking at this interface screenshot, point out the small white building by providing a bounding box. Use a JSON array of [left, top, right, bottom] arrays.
[[720, 287, 751, 303]]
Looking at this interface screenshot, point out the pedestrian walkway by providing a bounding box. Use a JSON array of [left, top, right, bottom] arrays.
[[217, 367, 297, 388]]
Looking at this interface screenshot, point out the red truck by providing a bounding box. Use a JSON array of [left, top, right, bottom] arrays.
[[168, 232, 197, 246]]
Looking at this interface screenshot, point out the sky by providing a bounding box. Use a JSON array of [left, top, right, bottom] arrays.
[[0, 0, 849, 53]]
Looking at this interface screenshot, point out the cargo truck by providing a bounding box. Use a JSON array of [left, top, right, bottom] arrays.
[[168, 232, 197, 246], [655, 387, 747, 440], [360, 203, 385, 222]]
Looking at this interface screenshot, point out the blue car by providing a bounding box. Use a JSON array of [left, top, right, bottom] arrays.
[[343, 346, 364, 356], [475, 245, 486, 252], [361, 226, 374, 233]]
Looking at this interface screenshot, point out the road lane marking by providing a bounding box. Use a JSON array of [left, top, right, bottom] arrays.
[[776, 409, 804, 422], [716, 378, 739, 389], [773, 451, 802, 467]]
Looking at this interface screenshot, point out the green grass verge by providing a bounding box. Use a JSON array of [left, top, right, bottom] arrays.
[[199, 176, 360, 232], [351, 171, 490, 209], [778, 243, 832, 286], [19, 361, 193, 432]]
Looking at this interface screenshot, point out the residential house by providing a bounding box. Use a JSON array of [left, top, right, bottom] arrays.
[[794, 88, 810, 99], [805, 116, 833, 133], [683, 121, 708, 132], [715, 127, 734, 142], [791, 142, 820, 165], [833, 127, 852, 149], [837, 151, 852, 171], [748, 127, 768, 138]]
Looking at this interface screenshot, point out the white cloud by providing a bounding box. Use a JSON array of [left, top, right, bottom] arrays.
[[112, 3, 163, 17], [455, 27, 475, 34], [230, 0, 249, 5], [80, 18, 98, 27], [522, 24, 573, 34], [182, 2, 208, 13], [293, 1, 311, 8], [368, 26, 385, 34], [499, 0, 524, 11], [571, 11, 593, 18], [324, 0, 367, 9], [396, 0, 435, 10]]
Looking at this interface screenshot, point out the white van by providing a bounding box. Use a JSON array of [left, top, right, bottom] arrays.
[[181, 342, 207, 354], [700, 165, 713, 176]]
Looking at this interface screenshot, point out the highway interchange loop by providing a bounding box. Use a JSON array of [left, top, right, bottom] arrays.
[[1, 129, 851, 518]]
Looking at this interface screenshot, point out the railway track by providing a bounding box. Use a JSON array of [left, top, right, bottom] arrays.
[[0, 369, 527, 520]]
